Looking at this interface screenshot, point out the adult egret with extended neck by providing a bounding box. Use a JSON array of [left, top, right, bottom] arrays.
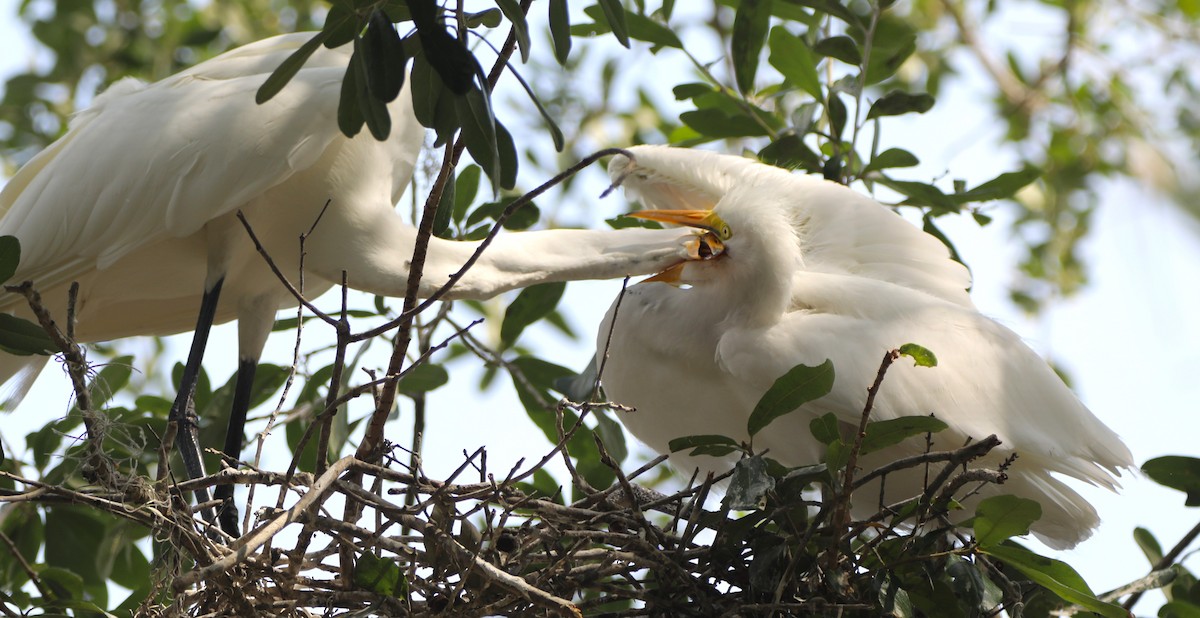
[[598, 146, 1131, 549], [0, 34, 716, 537]]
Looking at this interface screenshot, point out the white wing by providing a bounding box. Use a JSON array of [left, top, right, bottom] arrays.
[[610, 145, 974, 307], [0, 33, 361, 301]]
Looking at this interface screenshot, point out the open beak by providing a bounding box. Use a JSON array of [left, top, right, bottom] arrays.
[[631, 210, 730, 285], [627, 209, 733, 241]]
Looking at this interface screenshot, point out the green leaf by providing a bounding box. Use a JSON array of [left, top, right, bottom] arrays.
[[352, 38, 392, 140], [669, 434, 740, 457], [859, 416, 948, 455], [862, 148, 920, 175], [945, 555, 1004, 614], [973, 495, 1042, 548], [86, 355, 134, 409], [1143, 456, 1200, 506], [0, 313, 55, 355], [1133, 526, 1164, 565], [398, 362, 449, 394], [433, 169, 455, 238], [256, 30, 330, 104], [768, 27, 822, 99], [501, 282, 566, 346], [898, 343, 937, 367], [502, 67, 564, 152], [0, 235, 20, 285], [45, 506, 107, 585], [456, 85, 501, 192], [680, 108, 769, 138], [748, 360, 835, 437], [731, 0, 772, 93], [624, 10, 683, 48], [723, 455, 775, 510], [979, 544, 1127, 618], [452, 164, 482, 224], [362, 10, 407, 103], [596, 0, 630, 47], [759, 134, 823, 174], [827, 92, 847, 141], [548, 0, 571, 63], [337, 50, 365, 138], [495, 121, 518, 191], [866, 90, 935, 120], [876, 177, 958, 211], [496, 0, 530, 62], [354, 552, 405, 596], [955, 166, 1041, 202], [812, 35, 861, 65], [809, 412, 840, 445]]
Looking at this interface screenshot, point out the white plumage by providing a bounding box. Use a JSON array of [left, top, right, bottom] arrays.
[[598, 145, 1132, 549], [0, 33, 708, 398]]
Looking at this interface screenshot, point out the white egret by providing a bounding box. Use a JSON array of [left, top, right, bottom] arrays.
[[0, 34, 713, 536], [598, 145, 1132, 549]]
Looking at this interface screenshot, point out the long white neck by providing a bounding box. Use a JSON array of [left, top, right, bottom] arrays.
[[304, 204, 696, 301]]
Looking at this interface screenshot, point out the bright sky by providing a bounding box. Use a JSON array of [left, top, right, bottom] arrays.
[[1, 0, 1198, 610]]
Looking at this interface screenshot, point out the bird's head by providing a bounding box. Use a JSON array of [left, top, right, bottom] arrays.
[[610, 147, 803, 309]]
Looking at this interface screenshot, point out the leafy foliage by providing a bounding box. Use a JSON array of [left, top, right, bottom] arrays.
[[0, 0, 1197, 616]]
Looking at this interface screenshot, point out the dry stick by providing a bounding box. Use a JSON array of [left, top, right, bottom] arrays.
[[6, 282, 113, 486], [825, 349, 899, 571], [1122, 518, 1200, 610], [174, 455, 358, 589]]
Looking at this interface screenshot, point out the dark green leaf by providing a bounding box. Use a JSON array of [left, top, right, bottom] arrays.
[[955, 167, 1041, 202], [809, 412, 840, 445], [548, 0, 571, 63], [0, 313, 55, 355], [1162, 601, 1200, 618], [812, 35, 861, 65], [898, 343, 937, 367], [0, 236, 20, 285], [945, 555, 1004, 614], [596, 0, 630, 47], [256, 31, 330, 104], [496, 0, 530, 62], [354, 552, 405, 596], [456, 85, 501, 192], [465, 8, 502, 28], [866, 90, 935, 120], [768, 26, 822, 99], [859, 415, 948, 455], [980, 544, 1127, 618], [501, 282, 566, 346], [680, 108, 769, 138], [723, 455, 775, 510], [748, 360, 835, 436], [1143, 456, 1200, 506], [862, 148, 919, 174], [624, 10, 683, 48], [877, 177, 958, 211], [337, 51, 366, 138], [398, 362, 449, 394], [731, 0, 772, 93], [759, 134, 823, 174], [973, 495, 1042, 548], [45, 506, 107, 585], [496, 121, 518, 191], [827, 92, 847, 141], [352, 38, 392, 140], [362, 10, 407, 103], [672, 434, 734, 453], [860, 16, 916, 84], [594, 411, 628, 463], [452, 164, 482, 224], [433, 170, 455, 238]]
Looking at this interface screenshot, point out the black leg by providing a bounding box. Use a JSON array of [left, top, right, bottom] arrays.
[[216, 357, 257, 537], [168, 277, 225, 525]]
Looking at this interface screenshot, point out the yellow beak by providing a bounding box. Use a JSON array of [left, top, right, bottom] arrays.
[[627, 209, 733, 241]]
